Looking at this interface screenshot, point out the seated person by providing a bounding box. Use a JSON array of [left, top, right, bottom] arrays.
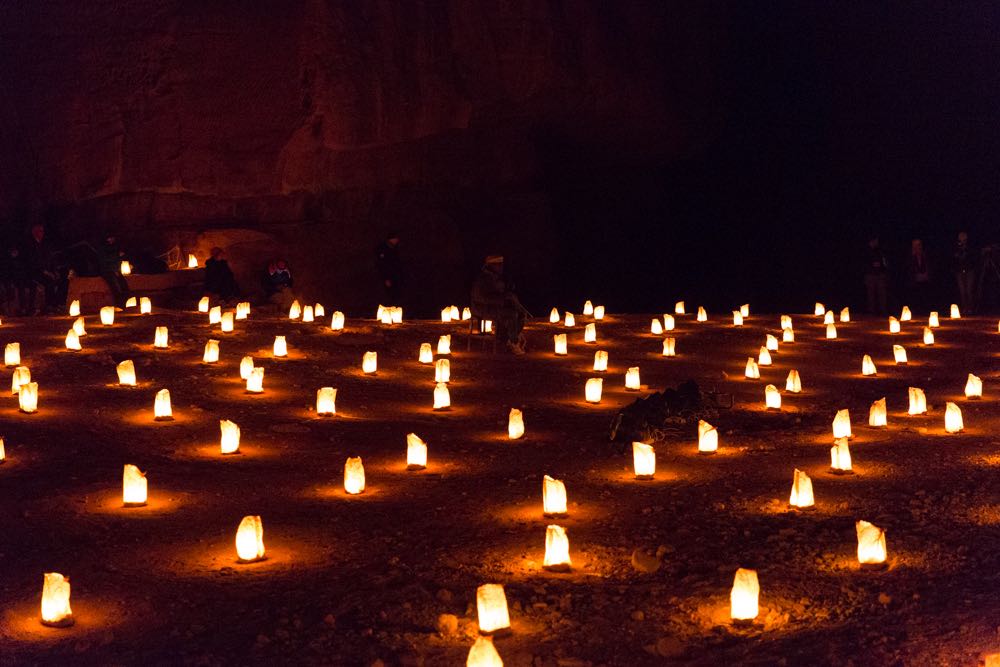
[[96, 233, 130, 308], [263, 259, 294, 307], [0, 245, 35, 316], [470, 254, 528, 354], [204, 247, 239, 302]]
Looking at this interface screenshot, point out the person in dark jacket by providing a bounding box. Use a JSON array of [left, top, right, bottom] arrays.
[[952, 231, 977, 314], [96, 233, 130, 307], [906, 238, 932, 312], [21, 223, 66, 314], [0, 245, 33, 316], [470, 255, 528, 354], [263, 259, 294, 308], [863, 235, 889, 314], [375, 232, 402, 305], [204, 247, 239, 302]]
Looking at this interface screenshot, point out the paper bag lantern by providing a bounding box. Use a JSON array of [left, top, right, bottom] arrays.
[[139, 297, 151, 314], [117, 360, 136, 386], [40, 573, 73, 627], [650, 318, 663, 335], [674, 301, 685, 315], [467, 636, 504, 667], [553, 333, 568, 356], [120, 260, 132, 275], [785, 369, 801, 393], [814, 302, 825, 316], [900, 306, 912, 321], [273, 335, 288, 358], [198, 296, 209, 312], [209, 305, 222, 324], [447, 305, 458, 320], [893, 345, 907, 364], [758, 347, 772, 366], [122, 464, 147, 506], [235, 515, 265, 562], [840, 307, 850, 323], [435, 358, 450, 384], [239, 355, 254, 380], [625, 366, 641, 391], [246, 367, 264, 393], [662, 337, 676, 357], [698, 419, 718, 453], [832, 409, 851, 439], [0, 437, 5, 463], [922, 327, 934, 345], [965, 373, 983, 399], [830, 438, 852, 473], [344, 456, 366, 494], [928, 311, 940, 328], [289, 300, 302, 320], [663, 314, 675, 331], [406, 433, 427, 469], [220, 419, 240, 454], [153, 326, 168, 349], [585, 378, 603, 403], [869, 397, 887, 427], [11, 365, 30, 394], [740, 303, 750, 317], [508, 408, 524, 440], [302, 305, 314, 323], [764, 384, 781, 410], [216, 311, 233, 333], [789, 469, 814, 508], [542, 475, 567, 516], [330, 311, 345, 331], [593, 350, 608, 371], [584, 300, 594, 315], [390, 306, 403, 324], [584, 323, 596, 343], [125, 296, 137, 308], [69, 299, 80, 316], [100, 306, 115, 326], [476, 584, 510, 633], [632, 442, 655, 479], [732, 311, 743, 326], [782, 328, 794, 343], [944, 402, 963, 433], [419, 343, 433, 364], [908, 387, 927, 415], [888, 317, 900, 334], [824, 311, 834, 325], [856, 520, 887, 567], [203, 339, 220, 363], [237, 301, 251, 319], [154, 388, 173, 420], [564, 312, 575, 327], [745, 358, 760, 379], [440, 307, 453, 323], [862, 355, 877, 376], [73, 316, 86, 336], [593, 305, 605, 320], [187, 253, 198, 268], [378, 305, 391, 324], [362, 351, 378, 375], [543, 524, 571, 571], [950, 303, 960, 319], [730, 568, 759, 622], [826, 323, 837, 339], [780, 314, 792, 329], [765, 334, 778, 351], [65, 329, 81, 351], [18, 382, 38, 413], [697, 306, 707, 322], [549, 308, 560, 323], [433, 382, 450, 410], [437, 335, 451, 355], [316, 387, 337, 416]]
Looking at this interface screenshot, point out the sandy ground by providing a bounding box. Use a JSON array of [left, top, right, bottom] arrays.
[[1, 306, 999, 666]]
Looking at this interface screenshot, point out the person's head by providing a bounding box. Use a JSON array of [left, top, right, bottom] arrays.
[[211, 247, 224, 260], [386, 232, 400, 247], [911, 238, 923, 254], [30, 224, 44, 242], [276, 259, 288, 271], [104, 233, 116, 245], [868, 236, 880, 249], [958, 231, 968, 245], [484, 254, 504, 274]]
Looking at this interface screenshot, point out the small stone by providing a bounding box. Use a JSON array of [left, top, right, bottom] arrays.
[[631, 549, 661, 573], [656, 636, 684, 657], [436, 613, 459, 635], [878, 593, 891, 606], [630, 610, 645, 621]]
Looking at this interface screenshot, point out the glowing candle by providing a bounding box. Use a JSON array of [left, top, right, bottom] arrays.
[[564, 312, 575, 327], [73, 316, 86, 336], [0, 437, 5, 462], [11, 365, 30, 394], [826, 323, 837, 339], [780, 315, 792, 329], [187, 253, 198, 268], [730, 568, 759, 622], [120, 260, 131, 275], [922, 327, 934, 345], [435, 358, 450, 383], [154, 388, 172, 420], [235, 515, 265, 562], [479, 319, 493, 334], [549, 308, 560, 324], [136, 296, 150, 314], [508, 408, 524, 439], [406, 433, 427, 469], [785, 369, 801, 393], [362, 351, 377, 374], [542, 475, 567, 516], [674, 301, 684, 315], [830, 438, 852, 473], [814, 302, 825, 316], [650, 318, 663, 335], [745, 358, 760, 379], [246, 367, 264, 393], [740, 303, 750, 317], [928, 311, 940, 328], [869, 397, 887, 427], [310, 387, 337, 417], [789, 469, 814, 508], [239, 355, 254, 380], [467, 634, 504, 665], [832, 409, 851, 439], [553, 333, 567, 356], [117, 360, 136, 386], [289, 300, 301, 320], [330, 311, 345, 330], [632, 441, 655, 479], [908, 386, 927, 415], [663, 314, 675, 331], [125, 296, 136, 308], [122, 464, 147, 506], [5, 342, 20, 366], [418, 343, 433, 364], [237, 301, 251, 319], [861, 355, 876, 376], [765, 334, 778, 351], [65, 329, 81, 351], [782, 327, 794, 343], [69, 300, 80, 316], [625, 366, 640, 391], [662, 337, 676, 357], [344, 456, 365, 494], [214, 311, 232, 333], [437, 335, 451, 355], [840, 307, 850, 323], [765, 384, 781, 410], [697, 306, 707, 322], [543, 524, 571, 571], [153, 326, 168, 349], [593, 305, 605, 320], [201, 339, 219, 364], [585, 378, 603, 403], [950, 303, 960, 319], [219, 419, 241, 454], [944, 402, 963, 433], [476, 584, 510, 634], [893, 345, 907, 364], [99, 306, 114, 326], [856, 520, 887, 567], [900, 306, 912, 321], [965, 373, 982, 399], [698, 419, 718, 453], [40, 572, 73, 627], [198, 296, 209, 312], [593, 350, 608, 371], [888, 317, 900, 334], [732, 311, 743, 326], [433, 382, 450, 410], [273, 335, 287, 357], [584, 323, 596, 343], [18, 382, 37, 413], [441, 307, 452, 323], [758, 347, 772, 366], [302, 305, 314, 323], [378, 305, 391, 324], [209, 305, 221, 324], [391, 306, 403, 324], [824, 311, 834, 325], [584, 300, 594, 315], [447, 305, 457, 320]]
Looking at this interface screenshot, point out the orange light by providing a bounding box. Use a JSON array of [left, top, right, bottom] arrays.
[[235, 515, 265, 562]]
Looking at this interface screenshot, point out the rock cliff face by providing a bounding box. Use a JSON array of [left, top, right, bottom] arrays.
[[0, 1, 721, 311]]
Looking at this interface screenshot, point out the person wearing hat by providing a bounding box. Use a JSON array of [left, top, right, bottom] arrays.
[[470, 254, 528, 354]]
